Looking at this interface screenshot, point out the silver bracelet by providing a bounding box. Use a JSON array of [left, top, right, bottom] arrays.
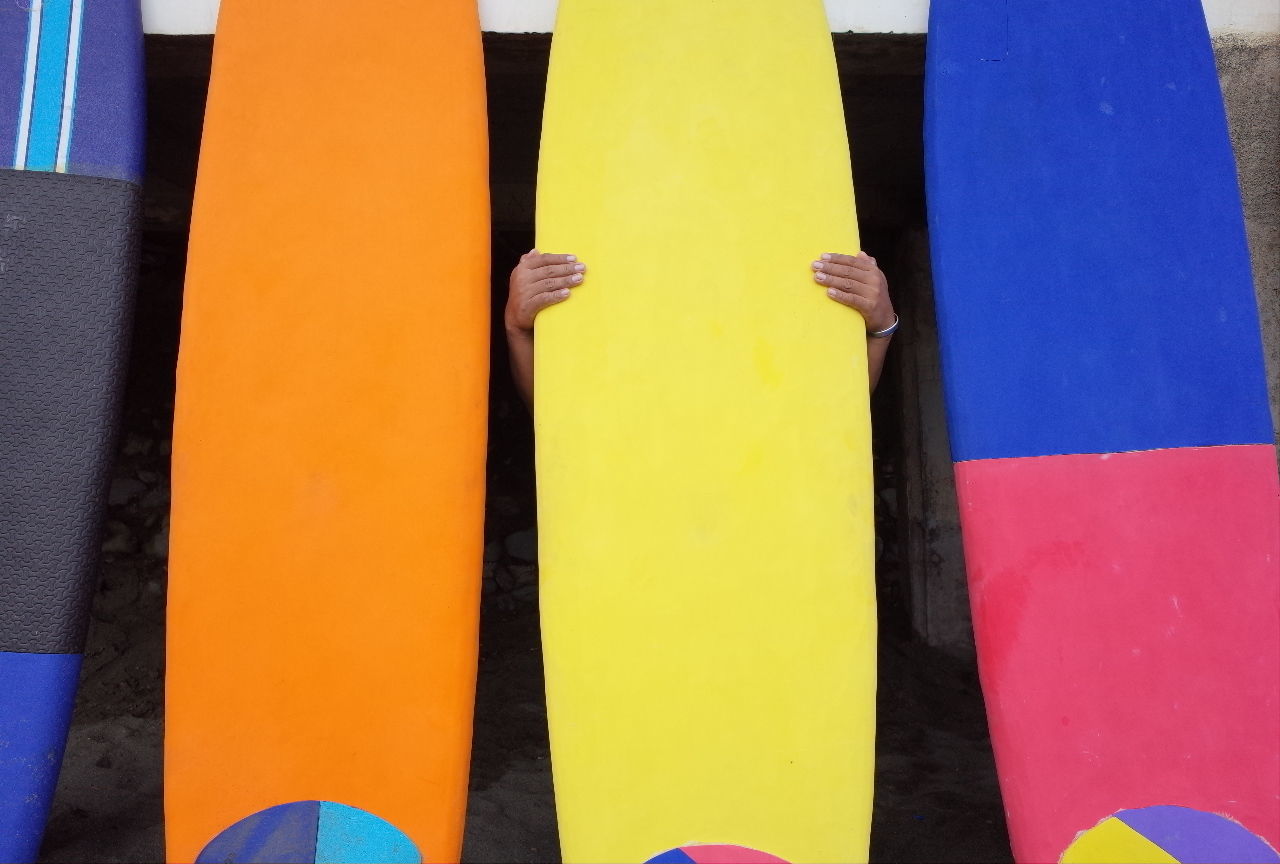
[[868, 313, 900, 339]]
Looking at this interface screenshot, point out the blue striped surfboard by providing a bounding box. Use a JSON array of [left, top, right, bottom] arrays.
[[0, 2, 144, 861]]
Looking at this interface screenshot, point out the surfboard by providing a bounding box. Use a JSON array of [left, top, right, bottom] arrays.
[[0, 2, 144, 861], [164, 2, 489, 861], [925, 2, 1280, 862], [535, 2, 875, 862]]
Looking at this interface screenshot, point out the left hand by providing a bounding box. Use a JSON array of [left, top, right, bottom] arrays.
[[812, 252, 896, 334]]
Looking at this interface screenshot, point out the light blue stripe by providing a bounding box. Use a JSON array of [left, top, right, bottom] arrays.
[[55, 0, 85, 172], [26, 0, 74, 171], [315, 802, 421, 864]]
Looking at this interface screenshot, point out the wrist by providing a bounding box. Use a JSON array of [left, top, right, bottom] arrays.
[[504, 317, 533, 341], [867, 312, 899, 339]]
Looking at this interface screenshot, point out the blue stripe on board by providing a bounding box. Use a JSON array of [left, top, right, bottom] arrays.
[[0, 3, 30, 168], [69, 0, 144, 183], [0, 651, 83, 864], [925, 0, 1274, 462], [196, 800, 320, 864], [54, 0, 85, 171], [25, 0, 74, 171]]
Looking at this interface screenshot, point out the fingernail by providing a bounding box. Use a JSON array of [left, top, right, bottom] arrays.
[[812, 261, 824, 270], [815, 273, 827, 282], [559, 289, 571, 298], [531, 248, 539, 254], [574, 263, 585, 272], [571, 273, 583, 283], [566, 255, 576, 262], [827, 288, 839, 298], [821, 253, 832, 261]]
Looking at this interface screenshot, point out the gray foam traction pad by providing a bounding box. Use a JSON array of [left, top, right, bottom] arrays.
[[0, 168, 140, 653]]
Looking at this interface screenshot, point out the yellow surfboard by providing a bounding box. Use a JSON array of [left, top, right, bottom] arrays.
[[535, 2, 875, 862]]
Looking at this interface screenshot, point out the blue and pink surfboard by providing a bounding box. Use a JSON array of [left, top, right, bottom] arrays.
[[0, 2, 144, 861], [926, 1, 1279, 862]]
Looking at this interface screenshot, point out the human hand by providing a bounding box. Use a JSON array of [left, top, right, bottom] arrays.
[[812, 252, 895, 334], [505, 250, 585, 335]]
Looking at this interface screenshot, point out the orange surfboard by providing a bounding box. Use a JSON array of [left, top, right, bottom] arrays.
[[164, 2, 489, 862]]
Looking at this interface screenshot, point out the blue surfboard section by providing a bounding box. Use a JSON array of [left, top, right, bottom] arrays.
[[0, 652, 83, 864], [0, 3, 31, 167], [71, 0, 146, 183], [0, 0, 144, 183], [925, 0, 1273, 462]]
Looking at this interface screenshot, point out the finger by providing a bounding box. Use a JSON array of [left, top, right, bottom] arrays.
[[523, 251, 578, 270], [530, 261, 586, 282], [532, 272, 584, 294], [814, 271, 875, 297], [522, 286, 572, 322], [825, 286, 874, 314], [818, 252, 873, 270], [813, 259, 877, 283]]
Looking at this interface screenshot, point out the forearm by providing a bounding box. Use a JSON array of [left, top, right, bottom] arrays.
[[867, 332, 891, 393], [507, 326, 535, 410]]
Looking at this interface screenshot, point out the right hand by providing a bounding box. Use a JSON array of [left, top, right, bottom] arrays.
[[505, 250, 585, 335]]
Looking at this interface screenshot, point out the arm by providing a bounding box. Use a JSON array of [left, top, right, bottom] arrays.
[[504, 250, 585, 408], [812, 252, 896, 392]]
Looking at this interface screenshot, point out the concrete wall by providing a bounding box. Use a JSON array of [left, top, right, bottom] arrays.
[[1217, 33, 1280, 441], [141, 0, 1280, 36]]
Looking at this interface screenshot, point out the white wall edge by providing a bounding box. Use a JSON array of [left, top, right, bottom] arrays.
[[142, 0, 1280, 37]]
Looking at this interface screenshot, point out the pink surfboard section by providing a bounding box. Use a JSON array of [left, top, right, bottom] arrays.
[[956, 444, 1280, 863], [685, 845, 790, 864]]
